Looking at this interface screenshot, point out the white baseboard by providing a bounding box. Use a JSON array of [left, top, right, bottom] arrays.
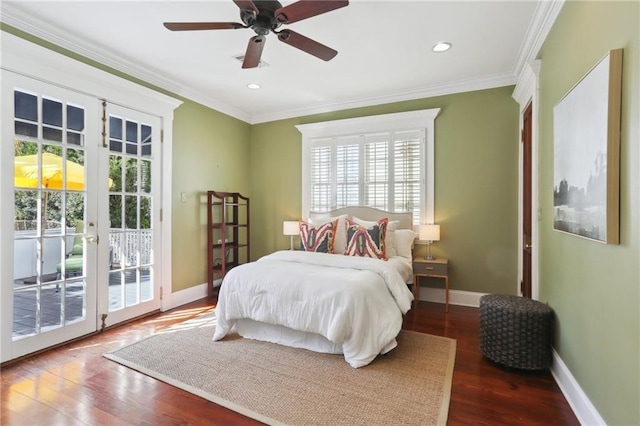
[[420, 289, 604, 424], [550, 348, 606, 425], [163, 282, 208, 311], [419, 288, 486, 308], [162, 279, 224, 311]]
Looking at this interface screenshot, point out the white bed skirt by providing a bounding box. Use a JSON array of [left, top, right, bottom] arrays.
[[235, 319, 398, 358], [235, 319, 344, 354]]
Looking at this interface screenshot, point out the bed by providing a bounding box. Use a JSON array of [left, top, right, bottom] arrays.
[[213, 207, 417, 368]]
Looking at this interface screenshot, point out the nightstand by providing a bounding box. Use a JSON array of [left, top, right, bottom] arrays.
[[413, 257, 449, 312]]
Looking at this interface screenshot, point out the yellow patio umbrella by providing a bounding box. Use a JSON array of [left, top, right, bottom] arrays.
[[14, 152, 114, 233], [14, 152, 113, 190], [15, 152, 87, 190]]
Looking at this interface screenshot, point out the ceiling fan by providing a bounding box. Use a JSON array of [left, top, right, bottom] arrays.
[[163, 0, 349, 69]]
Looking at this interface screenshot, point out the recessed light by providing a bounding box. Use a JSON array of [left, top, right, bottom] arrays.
[[432, 42, 452, 53], [247, 83, 261, 90]]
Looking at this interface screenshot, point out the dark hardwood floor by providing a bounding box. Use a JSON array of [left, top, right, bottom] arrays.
[[1, 300, 579, 425]]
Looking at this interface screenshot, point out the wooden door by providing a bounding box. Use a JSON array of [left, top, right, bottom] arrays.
[[521, 102, 533, 298]]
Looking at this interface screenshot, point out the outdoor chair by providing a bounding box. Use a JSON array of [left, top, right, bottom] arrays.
[[56, 221, 83, 279]]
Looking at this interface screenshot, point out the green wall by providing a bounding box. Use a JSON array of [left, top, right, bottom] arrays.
[[171, 102, 250, 292], [250, 87, 520, 295], [538, 1, 639, 424]]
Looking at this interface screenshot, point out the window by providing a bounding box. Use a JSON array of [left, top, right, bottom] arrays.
[[297, 109, 440, 225]]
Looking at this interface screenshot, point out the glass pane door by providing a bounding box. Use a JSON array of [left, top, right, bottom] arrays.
[[102, 104, 162, 326], [2, 72, 101, 361]]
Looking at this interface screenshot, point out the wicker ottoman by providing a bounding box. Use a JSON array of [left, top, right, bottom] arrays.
[[479, 294, 553, 370]]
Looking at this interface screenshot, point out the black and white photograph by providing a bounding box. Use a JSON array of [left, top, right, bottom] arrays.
[[553, 49, 622, 243]]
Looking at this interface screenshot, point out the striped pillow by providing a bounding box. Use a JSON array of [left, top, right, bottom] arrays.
[[299, 219, 337, 253], [344, 217, 388, 260]]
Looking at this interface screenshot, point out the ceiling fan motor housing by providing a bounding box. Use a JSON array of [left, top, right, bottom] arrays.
[[241, 0, 283, 36]]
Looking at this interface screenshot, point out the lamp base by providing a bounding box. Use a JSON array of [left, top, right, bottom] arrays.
[[425, 241, 435, 260], [289, 235, 294, 251]]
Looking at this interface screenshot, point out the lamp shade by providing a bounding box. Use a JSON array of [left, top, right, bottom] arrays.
[[419, 224, 440, 241], [283, 221, 300, 236]]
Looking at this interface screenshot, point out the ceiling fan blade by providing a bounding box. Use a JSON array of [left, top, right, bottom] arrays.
[[275, 0, 348, 24], [242, 36, 266, 69], [233, 0, 259, 15], [277, 29, 337, 61], [163, 22, 245, 31]]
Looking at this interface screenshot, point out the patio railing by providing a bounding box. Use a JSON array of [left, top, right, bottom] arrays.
[[14, 220, 62, 231], [109, 230, 152, 268], [14, 226, 152, 280]]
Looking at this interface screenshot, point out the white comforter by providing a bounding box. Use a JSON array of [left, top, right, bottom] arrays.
[[213, 250, 414, 368]]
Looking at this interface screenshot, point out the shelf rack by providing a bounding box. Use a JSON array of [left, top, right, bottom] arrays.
[[206, 191, 250, 298]]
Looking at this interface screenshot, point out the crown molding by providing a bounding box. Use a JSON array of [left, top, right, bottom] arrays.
[[1, 1, 563, 125], [0, 2, 251, 123], [255, 0, 565, 125], [512, 59, 542, 107], [249, 72, 517, 124], [2, 31, 183, 115], [512, 0, 565, 79], [1, 3, 180, 94]]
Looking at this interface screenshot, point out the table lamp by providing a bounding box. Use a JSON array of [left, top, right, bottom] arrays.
[[419, 224, 440, 260], [283, 221, 299, 250]]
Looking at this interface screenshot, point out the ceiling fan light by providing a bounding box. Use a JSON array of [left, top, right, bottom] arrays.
[[432, 42, 452, 53]]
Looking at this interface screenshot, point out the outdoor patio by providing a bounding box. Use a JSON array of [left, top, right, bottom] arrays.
[[12, 269, 151, 338]]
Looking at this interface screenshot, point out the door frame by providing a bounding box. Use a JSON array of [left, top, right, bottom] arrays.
[[1, 32, 182, 362], [521, 101, 533, 298], [512, 61, 541, 300]]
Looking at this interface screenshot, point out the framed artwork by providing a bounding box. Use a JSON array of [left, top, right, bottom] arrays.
[[553, 49, 623, 244]]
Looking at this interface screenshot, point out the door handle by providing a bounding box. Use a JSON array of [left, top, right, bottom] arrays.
[[86, 221, 99, 244], [524, 242, 532, 250]]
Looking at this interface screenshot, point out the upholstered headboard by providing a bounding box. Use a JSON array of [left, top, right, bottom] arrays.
[[309, 206, 413, 230]]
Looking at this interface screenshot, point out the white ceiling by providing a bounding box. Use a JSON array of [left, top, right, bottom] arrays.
[[1, 1, 561, 124]]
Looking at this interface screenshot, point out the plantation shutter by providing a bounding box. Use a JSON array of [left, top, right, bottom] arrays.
[[298, 108, 439, 225], [393, 130, 422, 223], [309, 140, 332, 212], [364, 133, 389, 211], [336, 136, 360, 208], [308, 130, 424, 224]]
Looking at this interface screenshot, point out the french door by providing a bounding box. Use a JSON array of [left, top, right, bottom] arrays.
[[101, 104, 162, 326], [1, 71, 162, 362], [2, 72, 101, 361]]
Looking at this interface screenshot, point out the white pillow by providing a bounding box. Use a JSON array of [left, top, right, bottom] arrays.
[[353, 216, 400, 257], [394, 229, 417, 262], [308, 214, 348, 254]]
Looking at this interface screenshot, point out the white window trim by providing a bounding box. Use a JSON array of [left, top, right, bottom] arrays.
[[296, 108, 440, 224], [0, 32, 183, 313]]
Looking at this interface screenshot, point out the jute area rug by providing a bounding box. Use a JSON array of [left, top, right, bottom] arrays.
[[104, 313, 456, 426]]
